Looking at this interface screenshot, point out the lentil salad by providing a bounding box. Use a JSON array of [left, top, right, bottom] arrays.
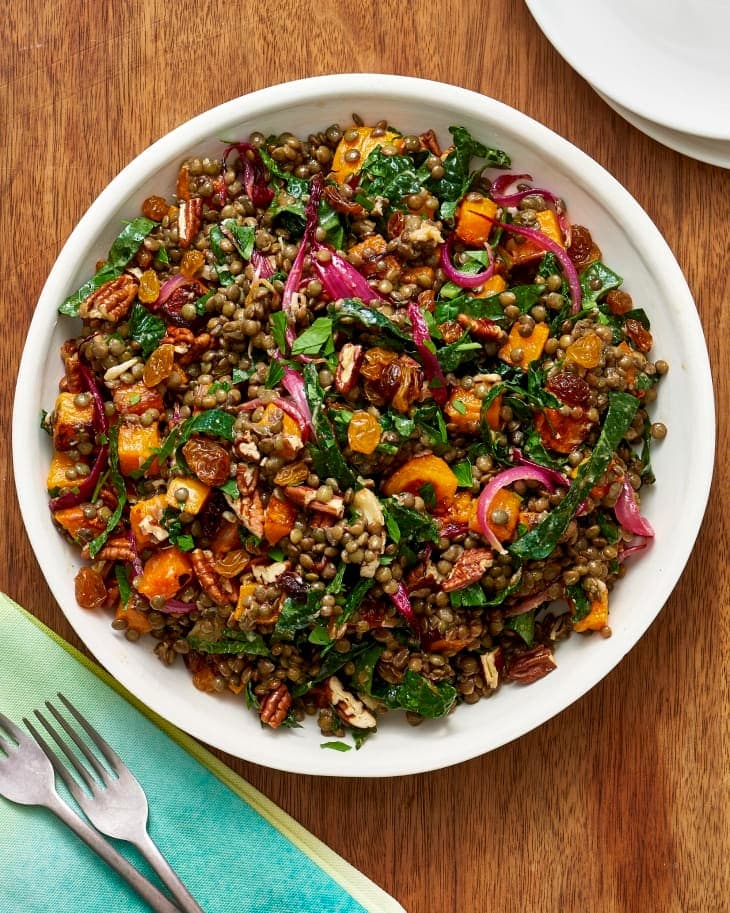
[[43, 119, 666, 744]]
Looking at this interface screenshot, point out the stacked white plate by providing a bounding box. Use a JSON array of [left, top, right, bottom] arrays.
[[525, 0, 730, 168]]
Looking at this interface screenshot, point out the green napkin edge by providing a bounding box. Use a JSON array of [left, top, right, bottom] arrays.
[[4, 595, 403, 913]]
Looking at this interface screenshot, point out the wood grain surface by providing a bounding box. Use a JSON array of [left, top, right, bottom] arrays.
[[2, 3, 728, 911]]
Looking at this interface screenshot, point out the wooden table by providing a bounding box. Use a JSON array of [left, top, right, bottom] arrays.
[[2, 3, 727, 911]]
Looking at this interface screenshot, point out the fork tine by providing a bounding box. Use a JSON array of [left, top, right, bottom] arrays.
[[57, 693, 126, 777], [23, 716, 88, 804], [0, 711, 28, 744], [45, 701, 109, 783], [33, 704, 98, 794]]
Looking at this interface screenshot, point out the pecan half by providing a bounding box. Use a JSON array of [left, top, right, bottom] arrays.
[[232, 465, 265, 538], [178, 197, 203, 249], [456, 313, 505, 343], [60, 340, 84, 393], [259, 684, 292, 729], [506, 645, 557, 684], [326, 676, 377, 729], [419, 129, 442, 156], [190, 548, 235, 605], [284, 486, 345, 518], [81, 536, 135, 563], [334, 343, 363, 395], [442, 548, 494, 592], [79, 275, 138, 322]]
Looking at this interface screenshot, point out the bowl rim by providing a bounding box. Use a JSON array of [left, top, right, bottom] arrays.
[[12, 74, 716, 775]]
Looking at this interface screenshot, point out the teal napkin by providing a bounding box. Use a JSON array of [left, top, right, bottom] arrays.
[[0, 594, 405, 913]]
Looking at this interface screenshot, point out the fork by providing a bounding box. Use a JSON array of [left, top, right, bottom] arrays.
[[0, 710, 179, 913], [30, 693, 206, 913]]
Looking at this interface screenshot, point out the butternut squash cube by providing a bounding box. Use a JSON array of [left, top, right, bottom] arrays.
[[166, 476, 210, 515], [52, 392, 94, 451], [117, 423, 160, 476]]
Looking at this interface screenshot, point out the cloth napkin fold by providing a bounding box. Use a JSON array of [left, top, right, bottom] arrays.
[[0, 594, 404, 913]]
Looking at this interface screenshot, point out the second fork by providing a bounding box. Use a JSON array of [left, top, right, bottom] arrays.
[[29, 694, 206, 913]]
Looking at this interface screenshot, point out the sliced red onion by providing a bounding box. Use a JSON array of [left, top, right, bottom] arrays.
[[614, 476, 655, 537], [160, 598, 198, 615], [510, 448, 571, 489], [476, 465, 562, 554], [251, 249, 274, 279], [281, 176, 324, 347], [389, 582, 421, 635], [619, 536, 650, 561], [273, 397, 311, 443], [49, 444, 109, 511], [222, 142, 274, 207], [503, 587, 553, 618], [157, 273, 188, 306], [439, 232, 495, 288], [127, 530, 144, 578], [311, 246, 385, 303], [281, 366, 315, 440], [488, 173, 571, 246], [78, 361, 109, 435], [407, 301, 448, 406], [491, 218, 582, 313]]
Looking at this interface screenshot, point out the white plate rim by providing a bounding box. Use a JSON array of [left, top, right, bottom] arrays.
[[12, 73, 716, 776], [525, 0, 730, 141], [595, 86, 730, 169]]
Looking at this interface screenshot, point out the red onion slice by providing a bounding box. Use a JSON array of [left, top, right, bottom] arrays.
[[407, 301, 448, 406], [48, 445, 109, 511], [489, 173, 571, 247], [614, 476, 655, 537], [251, 249, 274, 279], [157, 273, 188, 307], [78, 361, 109, 435], [619, 536, 650, 561], [281, 176, 324, 347], [311, 247, 385, 302], [281, 366, 315, 440], [476, 465, 563, 554], [491, 218, 582, 313], [439, 232, 495, 288], [389, 582, 421, 635], [160, 598, 198, 614]]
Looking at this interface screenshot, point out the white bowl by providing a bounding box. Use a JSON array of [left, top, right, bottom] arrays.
[[13, 74, 714, 776]]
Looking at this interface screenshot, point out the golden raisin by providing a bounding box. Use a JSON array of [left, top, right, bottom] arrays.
[[214, 549, 250, 578], [565, 332, 602, 368], [273, 462, 309, 487], [347, 411, 381, 454], [182, 437, 231, 487], [180, 249, 205, 279], [138, 269, 161, 304], [142, 344, 175, 387], [75, 567, 107, 610], [141, 195, 169, 221]]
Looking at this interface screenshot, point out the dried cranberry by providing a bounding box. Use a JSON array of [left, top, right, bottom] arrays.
[[198, 491, 227, 538], [160, 280, 207, 328], [546, 371, 591, 406], [278, 572, 308, 599]]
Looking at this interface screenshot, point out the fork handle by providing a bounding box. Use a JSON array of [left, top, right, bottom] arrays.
[[135, 831, 206, 913], [46, 793, 181, 913]]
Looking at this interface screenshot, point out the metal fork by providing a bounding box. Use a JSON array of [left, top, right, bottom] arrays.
[[30, 693, 205, 913], [0, 710, 179, 913]]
